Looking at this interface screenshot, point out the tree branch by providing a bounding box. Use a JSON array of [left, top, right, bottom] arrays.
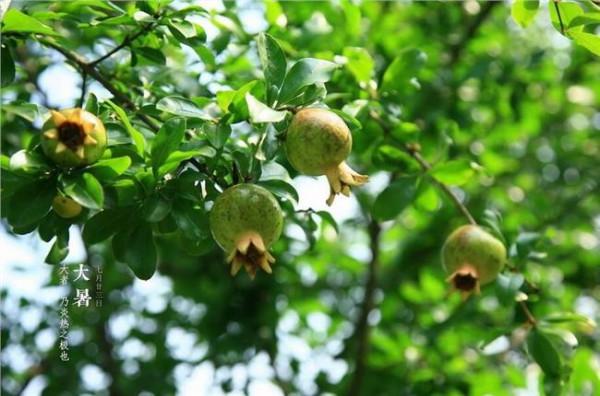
[[96, 321, 124, 396], [188, 157, 224, 190], [518, 300, 537, 326], [369, 113, 540, 326], [35, 37, 159, 132], [408, 148, 477, 225], [369, 112, 476, 225], [89, 21, 158, 67], [34, 36, 225, 186], [347, 220, 381, 396]]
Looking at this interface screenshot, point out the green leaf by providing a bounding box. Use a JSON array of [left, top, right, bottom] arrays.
[[156, 96, 214, 120], [45, 230, 69, 265], [111, 178, 143, 206], [540, 326, 578, 349], [316, 210, 338, 233], [113, 221, 157, 280], [141, 194, 172, 222], [391, 122, 420, 143], [106, 100, 145, 156], [1, 9, 58, 35], [372, 177, 418, 221], [216, 80, 258, 118], [178, 233, 214, 256], [482, 209, 505, 243], [541, 312, 597, 332], [193, 44, 216, 70], [257, 179, 299, 203], [151, 117, 186, 173], [569, 31, 600, 56], [216, 91, 237, 112], [71, 0, 124, 12], [264, 0, 284, 26], [171, 200, 209, 239], [549, 1, 584, 34], [85, 93, 99, 114], [260, 160, 292, 182], [7, 181, 55, 228], [329, 109, 362, 131], [86, 157, 132, 181], [157, 148, 215, 176], [245, 93, 287, 123], [168, 19, 205, 44], [282, 83, 328, 107], [83, 208, 131, 244], [204, 122, 231, 149], [569, 12, 600, 28], [137, 46, 166, 65], [495, 273, 525, 304], [515, 231, 541, 259], [38, 212, 69, 242], [1, 44, 15, 87], [256, 32, 287, 104], [167, 5, 207, 17], [91, 14, 135, 26], [61, 172, 104, 210], [372, 145, 419, 173], [168, 20, 195, 39], [343, 47, 374, 83], [1, 102, 45, 122], [1, 154, 10, 170], [511, 0, 539, 28], [415, 182, 440, 212], [133, 10, 154, 23], [526, 328, 562, 377], [430, 160, 475, 186], [9, 150, 51, 174], [381, 49, 427, 94], [277, 58, 339, 104]]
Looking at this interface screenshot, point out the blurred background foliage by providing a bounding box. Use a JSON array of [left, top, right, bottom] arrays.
[[1, 0, 599, 395]]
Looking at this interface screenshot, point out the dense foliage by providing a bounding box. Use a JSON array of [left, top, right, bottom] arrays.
[[1, 1, 599, 395]]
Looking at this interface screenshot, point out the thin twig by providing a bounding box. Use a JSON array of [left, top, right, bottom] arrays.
[[409, 149, 477, 225], [188, 158, 223, 189], [295, 208, 316, 215], [78, 71, 87, 108], [36, 37, 159, 132], [409, 144, 536, 323], [34, 36, 225, 187], [96, 319, 124, 396], [519, 300, 537, 326], [554, 0, 565, 35], [347, 220, 381, 396], [370, 112, 477, 225], [89, 21, 158, 66], [370, 112, 539, 326]]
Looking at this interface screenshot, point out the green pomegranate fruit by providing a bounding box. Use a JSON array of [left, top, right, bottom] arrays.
[[442, 224, 506, 298], [209, 183, 284, 278], [52, 195, 82, 218], [285, 108, 368, 205], [41, 108, 107, 167]]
